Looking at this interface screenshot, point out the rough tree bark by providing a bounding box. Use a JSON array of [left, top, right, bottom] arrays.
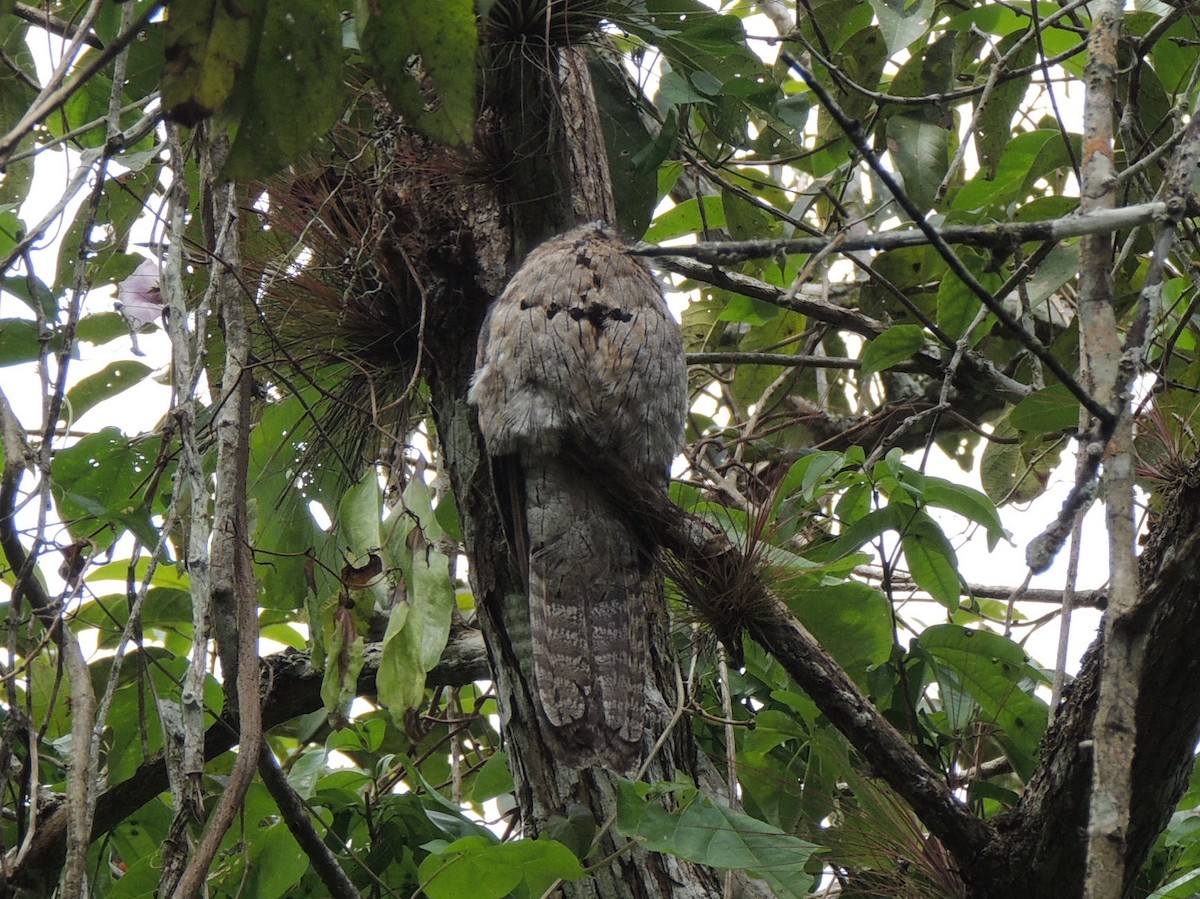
[[418, 30, 734, 898]]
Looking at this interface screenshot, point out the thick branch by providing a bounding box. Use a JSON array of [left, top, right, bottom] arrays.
[[634, 202, 1167, 265], [567, 444, 997, 871]]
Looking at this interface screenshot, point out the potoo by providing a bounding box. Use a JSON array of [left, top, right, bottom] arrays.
[[469, 222, 687, 770]]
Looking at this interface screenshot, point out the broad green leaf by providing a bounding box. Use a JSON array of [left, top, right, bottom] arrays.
[[287, 746, 329, 799], [807, 505, 904, 563], [377, 475, 455, 719], [1149, 869, 1200, 899], [591, 57, 672, 238], [62, 361, 152, 425], [885, 109, 948, 213], [246, 823, 304, 899], [223, 0, 344, 180], [717, 293, 779, 327], [467, 751, 514, 804], [77, 312, 134, 347], [161, 0, 256, 125], [356, 0, 477, 147], [935, 257, 1002, 343], [659, 71, 713, 106], [645, 195, 726, 243], [953, 130, 1057, 211], [919, 624, 1049, 781], [980, 414, 1065, 505], [919, 476, 1009, 550], [780, 581, 891, 681], [87, 557, 189, 589], [1010, 384, 1080, 434], [338, 471, 383, 563], [50, 428, 166, 550], [0, 318, 46, 365], [860, 324, 926, 383], [248, 393, 340, 612], [722, 188, 778, 241], [975, 35, 1035, 179], [616, 778, 820, 898], [900, 510, 960, 608], [869, 0, 934, 54], [775, 451, 845, 508], [418, 836, 584, 899]]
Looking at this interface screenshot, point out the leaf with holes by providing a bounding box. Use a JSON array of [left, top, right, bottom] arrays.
[[356, 0, 477, 147]]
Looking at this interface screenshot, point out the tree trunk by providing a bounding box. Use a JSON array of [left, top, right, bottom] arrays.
[[413, 28, 731, 897], [976, 461, 1200, 898]]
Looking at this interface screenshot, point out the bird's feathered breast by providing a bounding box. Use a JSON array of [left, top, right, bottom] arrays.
[[469, 222, 685, 478]]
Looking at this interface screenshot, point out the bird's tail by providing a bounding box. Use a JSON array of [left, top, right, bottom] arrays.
[[523, 457, 650, 772]]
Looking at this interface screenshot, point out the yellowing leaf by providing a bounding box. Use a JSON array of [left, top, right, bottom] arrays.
[[162, 0, 256, 126]]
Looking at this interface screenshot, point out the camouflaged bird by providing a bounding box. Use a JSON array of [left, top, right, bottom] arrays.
[[468, 222, 686, 770]]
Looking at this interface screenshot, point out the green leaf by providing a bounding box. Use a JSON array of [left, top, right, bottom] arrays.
[[885, 108, 948, 212], [377, 476, 456, 719], [246, 823, 304, 899], [338, 471, 383, 564], [780, 582, 892, 681], [918, 476, 1009, 549], [222, 0, 344, 180], [50, 428, 166, 551], [76, 312, 134, 347], [974, 35, 1035, 179], [62, 361, 152, 425], [418, 836, 584, 899], [645, 195, 726, 243], [615, 778, 820, 898], [953, 130, 1057, 211], [860, 324, 926, 383], [980, 414, 1065, 505], [467, 751, 514, 804], [936, 268, 985, 343], [1149, 869, 1200, 899], [1010, 384, 1080, 434], [248, 392, 341, 612], [918, 625, 1049, 781], [591, 57, 672, 238], [869, 0, 934, 54], [356, 0, 477, 147], [161, 0, 256, 125], [0, 318, 47, 366], [659, 71, 712, 105], [900, 511, 960, 609]]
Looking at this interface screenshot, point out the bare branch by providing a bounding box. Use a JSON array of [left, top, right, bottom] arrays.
[[634, 202, 1167, 265]]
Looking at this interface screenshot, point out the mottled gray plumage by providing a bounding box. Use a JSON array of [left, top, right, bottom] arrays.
[[468, 222, 686, 770]]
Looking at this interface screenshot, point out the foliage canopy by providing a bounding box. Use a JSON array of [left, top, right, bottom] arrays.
[[3, 1, 1200, 897]]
